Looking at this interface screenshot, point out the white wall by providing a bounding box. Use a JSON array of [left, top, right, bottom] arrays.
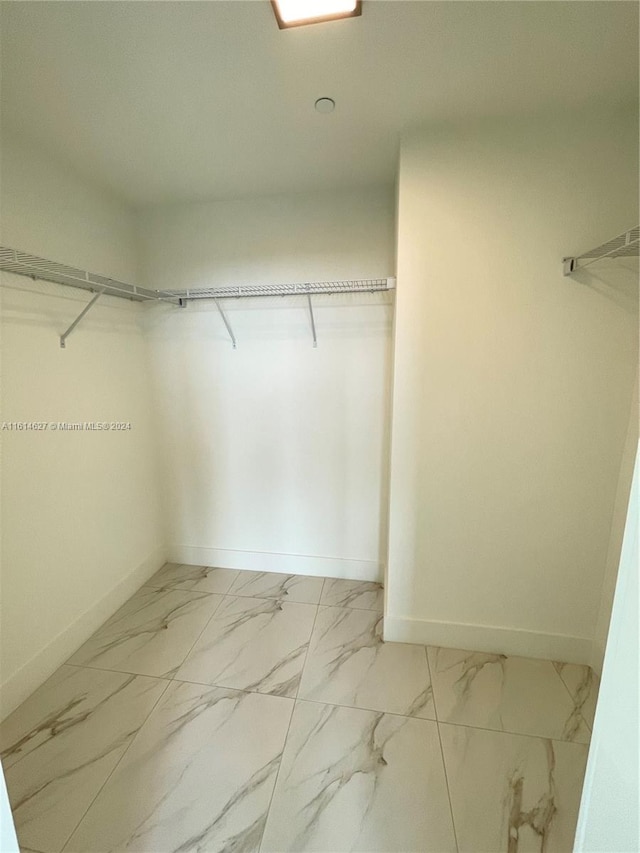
[[574, 446, 639, 852], [137, 186, 394, 291], [386, 105, 639, 664], [592, 374, 638, 675], [0, 134, 165, 718], [0, 132, 138, 283], [0, 765, 18, 853], [139, 187, 395, 579]]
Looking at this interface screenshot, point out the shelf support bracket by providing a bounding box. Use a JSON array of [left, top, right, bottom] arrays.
[[307, 294, 317, 348], [562, 257, 577, 276], [60, 288, 105, 348], [214, 298, 237, 348]]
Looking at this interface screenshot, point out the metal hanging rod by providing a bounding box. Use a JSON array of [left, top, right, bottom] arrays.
[[166, 277, 396, 301], [0, 245, 178, 303], [563, 227, 639, 275]]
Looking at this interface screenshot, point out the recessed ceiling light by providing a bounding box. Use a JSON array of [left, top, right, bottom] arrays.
[[271, 0, 361, 29], [315, 97, 335, 113]]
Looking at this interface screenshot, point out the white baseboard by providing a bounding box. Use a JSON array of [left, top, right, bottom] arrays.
[[0, 546, 166, 721], [383, 614, 593, 665], [169, 545, 383, 583]]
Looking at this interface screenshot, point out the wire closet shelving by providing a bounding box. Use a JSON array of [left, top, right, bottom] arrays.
[[563, 226, 639, 275], [0, 245, 396, 349]]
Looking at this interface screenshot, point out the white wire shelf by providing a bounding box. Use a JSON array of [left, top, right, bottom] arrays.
[[166, 278, 396, 301], [0, 244, 395, 349], [0, 246, 176, 302], [167, 278, 396, 349], [563, 227, 639, 275]]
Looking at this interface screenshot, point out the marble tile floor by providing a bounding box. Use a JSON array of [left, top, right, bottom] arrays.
[[0, 565, 599, 853]]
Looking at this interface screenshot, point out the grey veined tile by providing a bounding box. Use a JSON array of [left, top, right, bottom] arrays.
[[64, 681, 293, 853], [439, 723, 588, 853], [298, 606, 435, 718], [145, 562, 239, 595], [67, 586, 224, 678], [553, 662, 600, 730], [177, 596, 316, 697], [320, 578, 384, 611], [261, 700, 456, 853], [228, 571, 325, 604], [428, 647, 591, 743], [0, 665, 167, 853]]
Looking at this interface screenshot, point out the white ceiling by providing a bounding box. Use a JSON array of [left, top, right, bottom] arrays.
[[1, 1, 637, 206]]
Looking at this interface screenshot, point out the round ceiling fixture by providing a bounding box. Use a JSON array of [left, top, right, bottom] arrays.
[[314, 97, 335, 114]]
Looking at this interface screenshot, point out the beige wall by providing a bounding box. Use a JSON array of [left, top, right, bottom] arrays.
[[386, 105, 639, 664], [0, 136, 165, 718], [136, 186, 394, 291]]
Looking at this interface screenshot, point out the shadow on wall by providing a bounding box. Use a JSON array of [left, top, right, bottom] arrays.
[[570, 259, 639, 315]]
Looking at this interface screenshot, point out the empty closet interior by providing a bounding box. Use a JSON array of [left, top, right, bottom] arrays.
[[1, 0, 638, 716], [0, 1, 638, 849]]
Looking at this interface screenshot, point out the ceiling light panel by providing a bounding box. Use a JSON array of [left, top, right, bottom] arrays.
[[272, 0, 361, 29]]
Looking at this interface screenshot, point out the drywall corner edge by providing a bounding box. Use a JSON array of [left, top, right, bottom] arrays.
[[383, 614, 592, 665], [169, 546, 383, 583], [0, 546, 167, 721]]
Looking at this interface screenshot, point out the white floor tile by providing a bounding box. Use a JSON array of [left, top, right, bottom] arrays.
[[428, 646, 591, 742], [3, 573, 595, 853], [299, 606, 435, 718], [228, 571, 325, 604], [0, 666, 167, 853], [553, 662, 600, 730], [177, 596, 317, 697], [67, 586, 224, 678], [64, 682, 293, 853], [145, 562, 239, 595], [440, 722, 588, 852], [261, 700, 456, 852], [320, 579, 384, 611]]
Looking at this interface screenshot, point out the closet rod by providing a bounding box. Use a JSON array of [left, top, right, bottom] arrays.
[[563, 227, 639, 275]]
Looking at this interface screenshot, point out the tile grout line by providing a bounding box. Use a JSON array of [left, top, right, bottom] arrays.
[[59, 657, 591, 744], [552, 662, 594, 734], [63, 661, 176, 682], [58, 676, 172, 853], [436, 717, 592, 747], [161, 582, 240, 684], [0, 666, 176, 777], [295, 593, 324, 702], [257, 698, 297, 853], [164, 579, 325, 690], [426, 646, 460, 853], [53, 582, 236, 851], [146, 585, 383, 612], [257, 596, 323, 853], [60, 584, 230, 671]]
